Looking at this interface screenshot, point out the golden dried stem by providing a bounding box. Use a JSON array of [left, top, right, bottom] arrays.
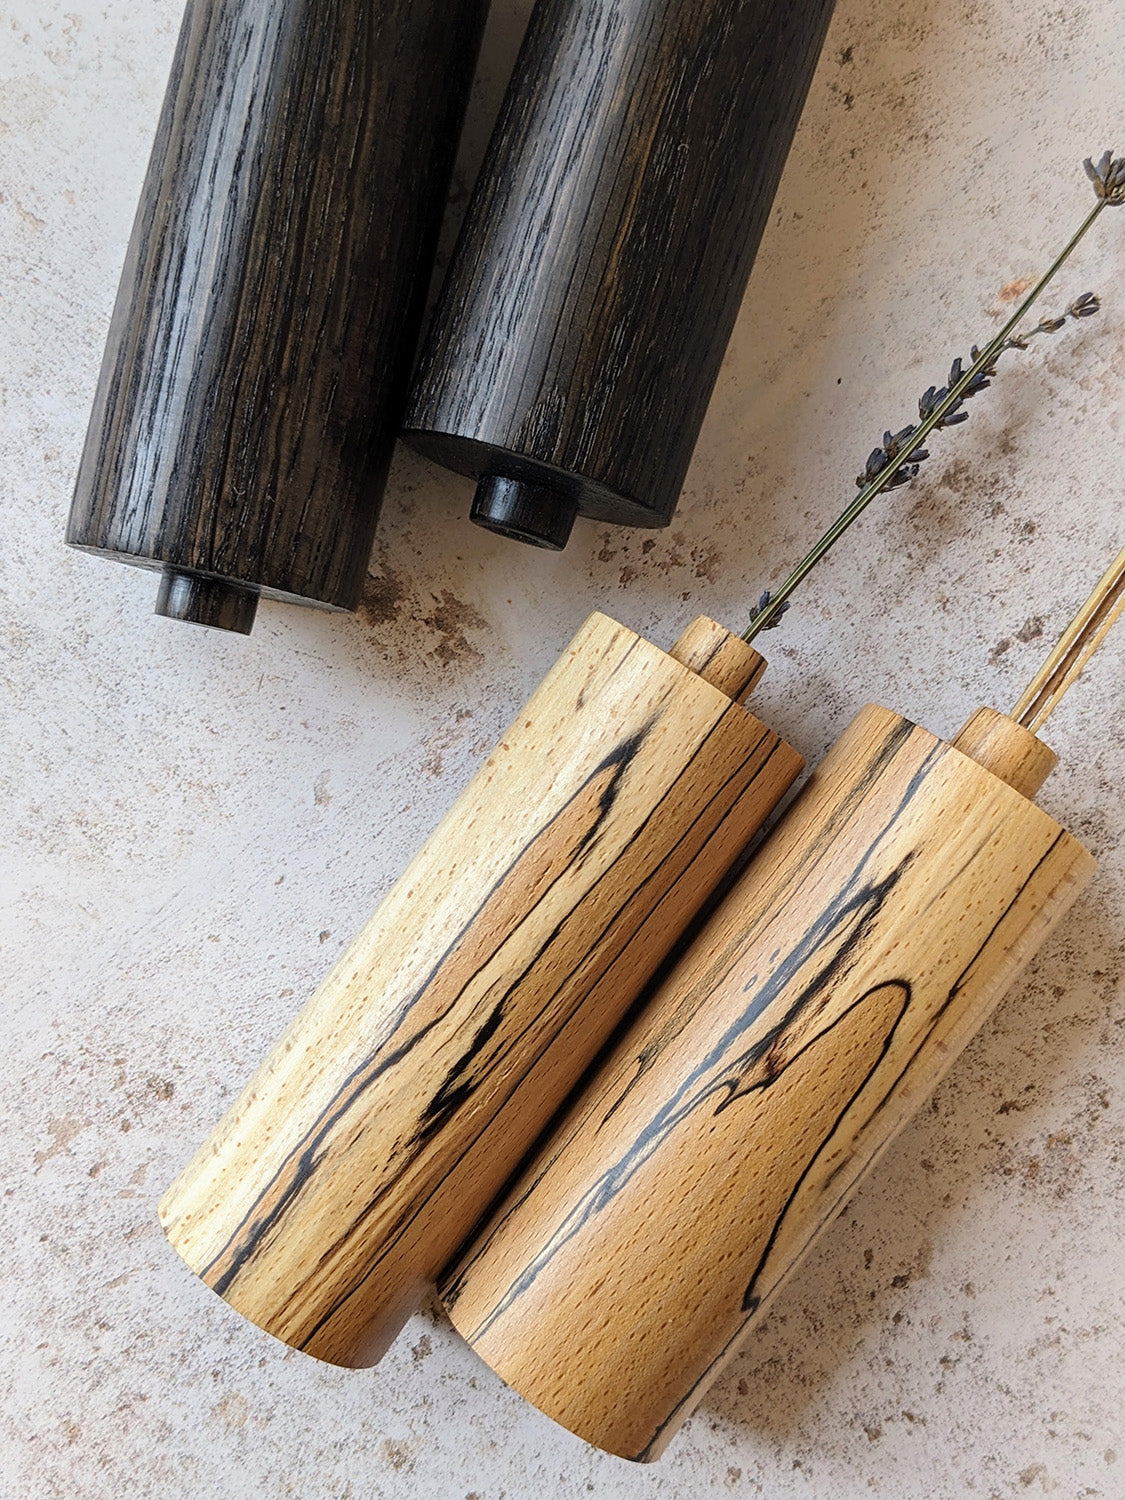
[[1013, 542, 1125, 732]]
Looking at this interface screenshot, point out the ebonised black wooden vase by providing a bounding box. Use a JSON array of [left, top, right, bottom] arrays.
[[405, 0, 838, 551], [68, 0, 488, 633]]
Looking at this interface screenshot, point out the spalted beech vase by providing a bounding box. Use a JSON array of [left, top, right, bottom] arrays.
[[441, 705, 1095, 1460], [67, 0, 488, 632], [406, 0, 839, 549], [159, 615, 803, 1362]]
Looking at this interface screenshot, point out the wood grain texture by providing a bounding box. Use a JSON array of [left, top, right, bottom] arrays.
[[442, 704, 1095, 1461], [159, 614, 802, 1365], [405, 0, 838, 537], [666, 615, 766, 701], [68, 0, 488, 625], [950, 706, 1057, 799]]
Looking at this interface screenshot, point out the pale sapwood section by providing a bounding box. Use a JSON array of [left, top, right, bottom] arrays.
[[666, 616, 766, 702]]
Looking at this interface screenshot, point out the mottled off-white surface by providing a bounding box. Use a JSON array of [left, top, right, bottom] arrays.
[[2, 0, 1123, 1495]]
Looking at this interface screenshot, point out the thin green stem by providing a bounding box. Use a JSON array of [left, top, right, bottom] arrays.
[[743, 198, 1106, 643]]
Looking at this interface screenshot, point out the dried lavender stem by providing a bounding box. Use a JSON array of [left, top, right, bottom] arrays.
[[1012, 542, 1125, 733], [743, 198, 1107, 642]]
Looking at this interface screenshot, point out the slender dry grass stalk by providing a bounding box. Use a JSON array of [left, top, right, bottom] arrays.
[[744, 154, 1123, 642]]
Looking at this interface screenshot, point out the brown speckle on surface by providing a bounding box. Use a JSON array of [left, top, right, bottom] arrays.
[[353, 538, 495, 676], [1016, 616, 1045, 643], [382, 1438, 416, 1473], [423, 590, 487, 667], [889, 1241, 933, 1290], [692, 544, 721, 583], [34, 1116, 85, 1168], [358, 558, 409, 629], [989, 637, 1012, 664], [211, 1393, 250, 1431]]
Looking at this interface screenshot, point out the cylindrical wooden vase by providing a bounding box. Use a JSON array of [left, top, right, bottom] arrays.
[[159, 614, 802, 1363], [67, 0, 488, 633], [405, 0, 838, 550], [441, 704, 1095, 1460]]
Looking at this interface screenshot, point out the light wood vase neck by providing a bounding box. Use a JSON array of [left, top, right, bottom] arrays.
[[667, 616, 767, 702], [951, 704, 1056, 798]]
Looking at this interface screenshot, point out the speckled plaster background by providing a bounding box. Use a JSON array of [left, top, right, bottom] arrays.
[[2, 1, 1124, 1495]]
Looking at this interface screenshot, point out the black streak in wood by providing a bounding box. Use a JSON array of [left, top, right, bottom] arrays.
[[405, 0, 838, 550], [67, 0, 489, 632]]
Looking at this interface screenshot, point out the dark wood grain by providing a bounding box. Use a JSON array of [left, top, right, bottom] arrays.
[[405, 0, 838, 547], [159, 615, 802, 1366], [68, 0, 488, 630], [441, 705, 1094, 1460]]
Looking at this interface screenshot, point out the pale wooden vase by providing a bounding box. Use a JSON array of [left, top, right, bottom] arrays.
[[159, 613, 803, 1365], [440, 703, 1095, 1460]]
